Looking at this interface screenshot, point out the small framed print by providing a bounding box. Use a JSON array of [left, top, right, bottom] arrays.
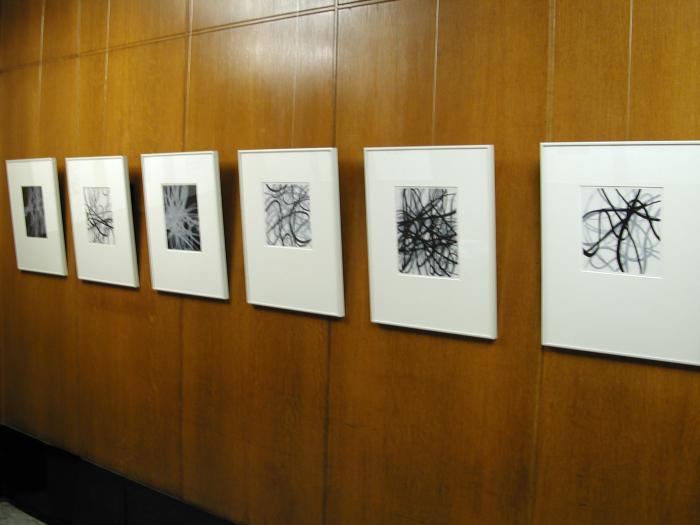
[[66, 156, 139, 287], [541, 141, 700, 366], [6, 158, 68, 276], [364, 145, 497, 338], [141, 151, 229, 300], [238, 148, 345, 316]]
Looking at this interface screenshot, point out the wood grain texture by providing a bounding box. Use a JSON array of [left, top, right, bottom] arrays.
[[77, 39, 186, 495], [1, 1, 700, 523], [192, 0, 332, 30], [109, 0, 188, 47], [0, 64, 79, 449], [181, 13, 334, 524], [43, 0, 79, 60], [327, 3, 446, 524], [0, 0, 43, 68], [550, 0, 631, 140], [79, 0, 109, 53], [433, 0, 548, 522], [534, 1, 700, 523], [535, 352, 700, 524], [629, 0, 700, 139]]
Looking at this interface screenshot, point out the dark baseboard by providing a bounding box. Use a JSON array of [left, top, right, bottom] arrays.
[[0, 425, 235, 525]]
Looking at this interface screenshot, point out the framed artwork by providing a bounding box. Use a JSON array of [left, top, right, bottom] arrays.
[[66, 156, 139, 287], [364, 145, 497, 338], [238, 148, 345, 316], [141, 151, 229, 299], [541, 141, 700, 366], [6, 158, 68, 276]]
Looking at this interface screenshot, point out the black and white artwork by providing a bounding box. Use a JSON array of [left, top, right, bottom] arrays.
[[83, 187, 115, 244], [163, 184, 201, 251], [22, 186, 47, 238], [581, 186, 662, 276], [395, 186, 459, 278], [263, 182, 312, 248]]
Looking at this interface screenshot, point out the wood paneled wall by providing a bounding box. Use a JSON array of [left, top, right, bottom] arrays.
[[0, 1, 698, 523]]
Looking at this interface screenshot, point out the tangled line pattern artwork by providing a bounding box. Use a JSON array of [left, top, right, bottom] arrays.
[[22, 186, 47, 238], [395, 186, 459, 278], [84, 187, 115, 244], [264, 183, 312, 248], [581, 186, 662, 276], [163, 184, 201, 251]]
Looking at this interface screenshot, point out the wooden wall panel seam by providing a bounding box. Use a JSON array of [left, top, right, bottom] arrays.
[[0, 0, 411, 74], [429, 0, 440, 144], [545, 0, 557, 141], [322, 10, 340, 523], [625, 0, 635, 139]]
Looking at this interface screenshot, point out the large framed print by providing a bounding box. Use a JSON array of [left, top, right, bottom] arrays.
[[364, 145, 497, 338], [238, 148, 345, 316], [541, 141, 700, 366], [66, 156, 139, 287], [6, 157, 68, 276], [142, 151, 229, 299]]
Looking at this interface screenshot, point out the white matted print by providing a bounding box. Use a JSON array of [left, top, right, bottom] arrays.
[[364, 146, 497, 338], [541, 141, 700, 366], [6, 158, 67, 276], [66, 156, 139, 287], [142, 151, 228, 299], [238, 148, 345, 316]]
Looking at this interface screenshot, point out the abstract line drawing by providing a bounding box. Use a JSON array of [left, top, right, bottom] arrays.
[[22, 186, 47, 238], [581, 186, 662, 276], [163, 184, 201, 251], [395, 186, 459, 278], [83, 187, 115, 244], [263, 182, 312, 248]]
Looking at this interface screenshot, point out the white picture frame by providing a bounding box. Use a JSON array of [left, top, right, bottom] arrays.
[[6, 157, 68, 276], [238, 148, 345, 316], [541, 141, 700, 366], [141, 151, 229, 300], [66, 156, 139, 288], [364, 145, 497, 338]]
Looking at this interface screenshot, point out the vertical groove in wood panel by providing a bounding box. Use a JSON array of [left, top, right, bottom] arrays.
[[544, 0, 556, 141], [549, 0, 631, 141], [531, 3, 558, 522], [624, 0, 635, 139], [429, 0, 440, 144], [108, 0, 188, 48], [329, 2, 442, 524], [181, 13, 334, 524], [435, 1, 547, 523], [43, 0, 80, 60], [322, 9, 341, 524], [78, 38, 186, 497]]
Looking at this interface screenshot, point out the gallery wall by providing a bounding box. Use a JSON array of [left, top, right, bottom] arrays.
[[0, 0, 699, 524]]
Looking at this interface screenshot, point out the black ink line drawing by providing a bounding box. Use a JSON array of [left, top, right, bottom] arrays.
[[395, 186, 459, 278], [163, 184, 201, 251], [263, 183, 312, 248], [22, 186, 47, 238], [581, 187, 662, 275], [84, 187, 115, 244]]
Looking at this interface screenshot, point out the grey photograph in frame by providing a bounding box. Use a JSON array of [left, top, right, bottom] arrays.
[[6, 157, 68, 276], [141, 151, 229, 300]]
